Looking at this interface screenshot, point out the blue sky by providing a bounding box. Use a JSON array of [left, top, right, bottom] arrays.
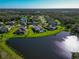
[[0, 0, 79, 8]]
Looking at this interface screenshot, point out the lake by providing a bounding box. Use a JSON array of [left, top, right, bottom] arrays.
[[6, 31, 79, 59]]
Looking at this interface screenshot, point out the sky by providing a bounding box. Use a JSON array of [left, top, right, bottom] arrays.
[[0, 0, 79, 8]]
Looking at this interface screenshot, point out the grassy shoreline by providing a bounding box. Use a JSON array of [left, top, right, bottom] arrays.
[[0, 42, 23, 59], [27, 26, 64, 38]]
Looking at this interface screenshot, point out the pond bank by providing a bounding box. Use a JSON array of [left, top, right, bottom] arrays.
[[6, 31, 72, 59]]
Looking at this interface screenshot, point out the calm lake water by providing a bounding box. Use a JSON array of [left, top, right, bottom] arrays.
[[6, 31, 79, 59]]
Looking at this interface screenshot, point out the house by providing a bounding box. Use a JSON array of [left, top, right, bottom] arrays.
[[44, 24, 57, 31], [20, 17, 27, 26], [27, 18, 36, 25], [48, 25, 57, 30], [38, 16, 47, 24], [50, 22, 57, 27], [6, 21, 15, 26], [0, 22, 4, 26], [32, 25, 46, 33], [5, 25, 12, 31], [0, 26, 8, 34], [45, 17, 53, 24], [14, 27, 26, 35]]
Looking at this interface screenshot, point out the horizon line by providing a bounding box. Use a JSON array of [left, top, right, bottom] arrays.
[[0, 8, 79, 9]]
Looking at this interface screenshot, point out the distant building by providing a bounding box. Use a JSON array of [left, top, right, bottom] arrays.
[[20, 17, 27, 26]]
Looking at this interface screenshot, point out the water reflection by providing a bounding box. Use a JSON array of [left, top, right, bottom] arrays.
[[63, 36, 79, 52]]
